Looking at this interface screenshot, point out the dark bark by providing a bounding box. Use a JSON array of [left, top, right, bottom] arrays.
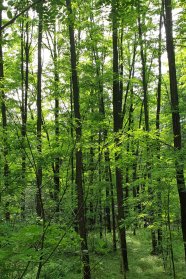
[[122, 36, 137, 123], [36, 2, 45, 220], [70, 78, 75, 216], [112, 0, 129, 272], [98, 132, 103, 239], [66, 0, 91, 278], [109, 165, 117, 251], [138, 15, 149, 132], [53, 26, 60, 212], [0, 0, 10, 220], [20, 14, 30, 217], [156, 11, 163, 252], [35, 3, 46, 278], [88, 135, 95, 229], [164, 0, 186, 261]]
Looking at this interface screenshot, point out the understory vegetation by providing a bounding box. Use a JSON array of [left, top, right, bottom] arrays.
[[1, 225, 185, 278]]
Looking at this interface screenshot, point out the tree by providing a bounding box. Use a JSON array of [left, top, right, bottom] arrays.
[[36, 0, 45, 220], [0, 0, 10, 220], [164, 0, 186, 261], [112, 0, 129, 273], [66, 0, 91, 278]]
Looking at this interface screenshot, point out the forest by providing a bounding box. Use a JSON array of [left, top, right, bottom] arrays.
[[0, 0, 186, 278]]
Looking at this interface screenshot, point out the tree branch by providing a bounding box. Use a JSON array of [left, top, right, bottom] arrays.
[[0, 0, 40, 31]]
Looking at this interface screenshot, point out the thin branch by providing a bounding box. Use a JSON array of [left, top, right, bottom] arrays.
[[1, 0, 40, 31]]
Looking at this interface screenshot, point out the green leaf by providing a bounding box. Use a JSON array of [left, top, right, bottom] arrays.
[[7, 10, 13, 19]]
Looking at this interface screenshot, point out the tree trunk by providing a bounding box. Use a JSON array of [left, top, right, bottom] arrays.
[[66, 0, 91, 278], [20, 14, 29, 218], [36, 2, 44, 220], [0, 0, 10, 220], [156, 11, 163, 252], [112, 0, 129, 272], [164, 0, 186, 261], [53, 25, 60, 212]]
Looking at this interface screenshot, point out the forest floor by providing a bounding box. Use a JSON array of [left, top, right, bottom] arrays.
[[45, 228, 186, 279]]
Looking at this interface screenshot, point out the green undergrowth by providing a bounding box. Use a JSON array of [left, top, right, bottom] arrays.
[[42, 228, 186, 279], [1, 227, 186, 278]]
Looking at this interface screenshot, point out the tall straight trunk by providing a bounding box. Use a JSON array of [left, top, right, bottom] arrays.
[[109, 163, 117, 250], [112, 0, 129, 272], [0, 0, 10, 220], [88, 133, 95, 229], [66, 1, 91, 278], [122, 35, 137, 122], [70, 78, 75, 206], [98, 132, 103, 238], [164, 0, 186, 261], [35, 3, 45, 279], [36, 3, 44, 219], [119, 27, 124, 116], [156, 11, 163, 251], [138, 15, 149, 132], [20, 14, 29, 217], [53, 25, 60, 212]]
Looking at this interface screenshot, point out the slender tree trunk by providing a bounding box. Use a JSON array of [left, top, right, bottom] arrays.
[[109, 165, 117, 251], [66, 0, 91, 278], [112, 0, 129, 272], [20, 14, 29, 218], [122, 35, 137, 122], [164, 0, 186, 262], [156, 11, 163, 252], [53, 25, 60, 212], [88, 133, 95, 230], [36, 2, 45, 220], [35, 3, 45, 278], [138, 15, 149, 132], [0, 0, 10, 220], [98, 131, 103, 239]]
